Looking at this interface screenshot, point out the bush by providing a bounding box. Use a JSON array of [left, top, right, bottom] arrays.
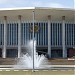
[[71, 56, 75, 58]]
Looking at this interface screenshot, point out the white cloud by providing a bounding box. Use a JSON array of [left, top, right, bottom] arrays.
[[0, 0, 73, 8], [0, 0, 8, 4], [49, 3, 65, 8], [74, 0, 75, 8], [30, 2, 70, 8]]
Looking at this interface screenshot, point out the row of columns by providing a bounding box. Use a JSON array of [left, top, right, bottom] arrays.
[[2, 15, 21, 58], [18, 15, 21, 58], [62, 16, 67, 58], [48, 15, 67, 58], [2, 15, 67, 58], [2, 16, 7, 58]]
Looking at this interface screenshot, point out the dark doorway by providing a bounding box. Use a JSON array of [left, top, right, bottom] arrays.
[[37, 49, 48, 55], [0, 48, 2, 57], [6, 49, 18, 58], [67, 48, 75, 57], [51, 49, 62, 58]]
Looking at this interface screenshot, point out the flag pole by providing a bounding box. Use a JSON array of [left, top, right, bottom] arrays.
[[32, 10, 35, 71]]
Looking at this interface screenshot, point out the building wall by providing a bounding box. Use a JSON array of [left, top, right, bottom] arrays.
[[0, 21, 48, 46], [0, 21, 75, 58], [0, 21, 75, 47]]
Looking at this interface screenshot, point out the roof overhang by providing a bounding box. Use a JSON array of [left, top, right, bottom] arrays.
[[0, 7, 75, 21]]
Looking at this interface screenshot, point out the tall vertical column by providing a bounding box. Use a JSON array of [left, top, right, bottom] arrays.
[[18, 15, 21, 58], [48, 15, 51, 58], [2, 16, 7, 58], [62, 16, 67, 58]]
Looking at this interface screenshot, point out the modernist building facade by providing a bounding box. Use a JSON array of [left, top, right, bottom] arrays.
[[0, 7, 75, 58]]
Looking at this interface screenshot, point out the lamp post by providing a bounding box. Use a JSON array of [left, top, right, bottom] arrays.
[[32, 10, 35, 71]]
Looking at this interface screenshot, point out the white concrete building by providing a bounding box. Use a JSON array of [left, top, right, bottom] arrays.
[[0, 7, 75, 58]]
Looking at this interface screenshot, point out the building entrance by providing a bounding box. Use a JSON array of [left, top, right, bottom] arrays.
[[51, 49, 62, 58], [67, 48, 75, 57], [6, 49, 18, 58], [0, 48, 2, 57]]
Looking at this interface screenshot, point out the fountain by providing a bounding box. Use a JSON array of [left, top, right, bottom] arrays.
[[14, 40, 49, 69]]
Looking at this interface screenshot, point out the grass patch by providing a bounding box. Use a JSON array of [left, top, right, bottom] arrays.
[[0, 70, 74, 75]]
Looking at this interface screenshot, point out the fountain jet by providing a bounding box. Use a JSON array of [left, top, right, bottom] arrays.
[[14, 40, 49, 69]]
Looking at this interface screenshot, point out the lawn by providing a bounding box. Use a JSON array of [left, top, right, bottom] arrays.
[[0, 70, 75, 75]]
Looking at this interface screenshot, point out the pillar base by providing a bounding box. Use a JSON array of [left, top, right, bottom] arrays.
[[18, 49, 21, 58], [2, 49, 6, 58], [46, 53, 51, 59], [63, 48, 67, 58]]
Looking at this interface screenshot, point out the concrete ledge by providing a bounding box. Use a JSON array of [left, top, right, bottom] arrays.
[[0, 65, 75, 68], [68, 58, 75, 60]]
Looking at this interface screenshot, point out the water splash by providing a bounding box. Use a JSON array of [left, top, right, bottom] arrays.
[[15, 40, 48, 69]]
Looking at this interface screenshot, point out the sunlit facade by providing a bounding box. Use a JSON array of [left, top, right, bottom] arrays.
[[0, 7, 75, 58]]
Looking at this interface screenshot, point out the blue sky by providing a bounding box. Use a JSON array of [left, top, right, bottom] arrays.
[[0, 0, 74, 8]]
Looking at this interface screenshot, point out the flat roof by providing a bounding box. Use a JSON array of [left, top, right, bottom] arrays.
[[0, 7, 75, 11], [0, 7, 35, 11], [0, 7, 75, 21]]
